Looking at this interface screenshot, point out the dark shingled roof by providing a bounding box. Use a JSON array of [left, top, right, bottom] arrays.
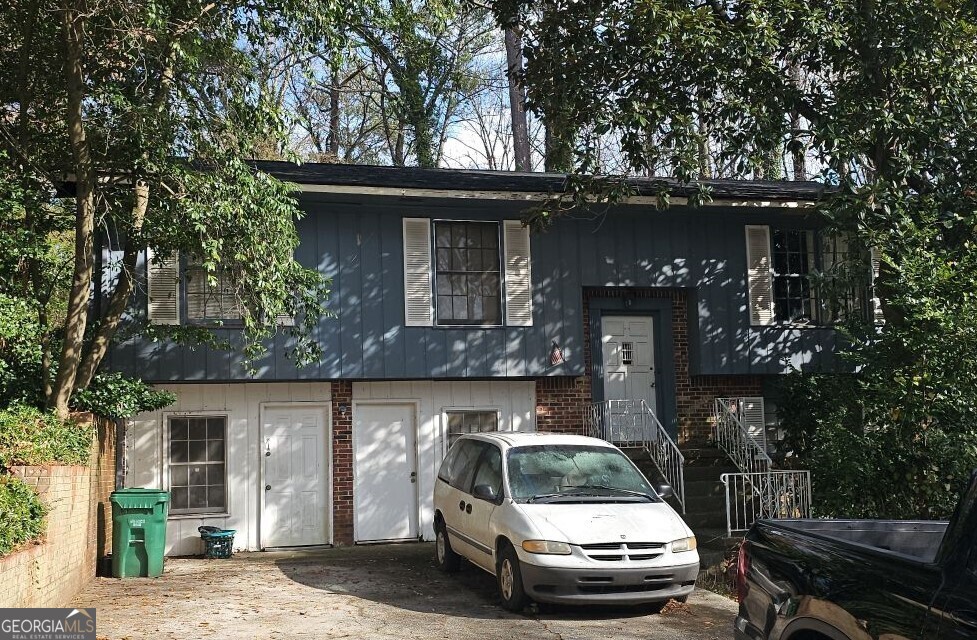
[[251, 161, 831, 202]]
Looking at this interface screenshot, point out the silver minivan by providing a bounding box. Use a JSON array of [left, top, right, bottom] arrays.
[[433, 432, 698, 611]]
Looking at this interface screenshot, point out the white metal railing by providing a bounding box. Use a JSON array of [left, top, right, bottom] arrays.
[[714, 398, 773, 475], [587, 400, 685, 513], [720, 470, 812, 536]]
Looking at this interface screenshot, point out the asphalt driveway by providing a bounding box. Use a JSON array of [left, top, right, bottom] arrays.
[[72, 543, 736, 640]]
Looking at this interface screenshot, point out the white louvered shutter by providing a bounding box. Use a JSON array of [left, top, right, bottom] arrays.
[[745, 225, 775, 326], [147, 248, 180, 325], [870, 247, 884, 325], [403, 218, 433, 326], [741, 397, 768, 454], [503, 220, 533, 327]]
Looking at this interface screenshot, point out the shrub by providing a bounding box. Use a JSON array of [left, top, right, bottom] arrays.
[[72, 373, 175, 419], [0, 405, 93, 467], [0, 475, 46, 555]]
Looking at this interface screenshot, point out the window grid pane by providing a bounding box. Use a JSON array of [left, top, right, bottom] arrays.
[[169, 416, 227, 514], [446, 411, 500, 447], [434, 222, 502, 325], [185, 259, 242, 321], [772, 229, 869, 325]]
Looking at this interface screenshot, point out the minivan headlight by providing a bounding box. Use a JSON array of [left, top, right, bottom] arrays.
[[671, 536, 697, 552], [522, 540, 572, 555]]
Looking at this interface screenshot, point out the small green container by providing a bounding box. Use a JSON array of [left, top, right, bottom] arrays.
[[110, 488, 169, 578]]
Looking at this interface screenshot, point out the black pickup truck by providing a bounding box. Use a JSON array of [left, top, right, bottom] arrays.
[[735, 471, 977, 640]]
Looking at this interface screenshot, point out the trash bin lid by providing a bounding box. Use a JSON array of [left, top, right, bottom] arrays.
[[110, 488, 169, 509]]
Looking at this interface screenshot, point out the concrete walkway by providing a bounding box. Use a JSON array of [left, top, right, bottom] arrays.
[[73, 544, 736, 640]]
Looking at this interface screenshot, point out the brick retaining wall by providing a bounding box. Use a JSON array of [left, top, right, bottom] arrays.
[[0, 415, 115, 607]]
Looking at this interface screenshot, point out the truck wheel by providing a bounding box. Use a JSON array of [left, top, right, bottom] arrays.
[[497, 543, 530, 612], [435, 519, 460, 573]]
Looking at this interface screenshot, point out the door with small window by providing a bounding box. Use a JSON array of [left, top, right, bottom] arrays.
[[601, 316, 657, 442]]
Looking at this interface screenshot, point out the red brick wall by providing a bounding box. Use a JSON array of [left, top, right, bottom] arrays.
[[0, 415, 115, 607], [535, 376, 591, 433], [330, 381, 354, 545], [535, 288, 764, 446]]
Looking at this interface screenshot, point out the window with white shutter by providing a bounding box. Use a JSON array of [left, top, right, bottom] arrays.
[[503, 220, 533, 327], [745, 225, 775, 326], [403, 218, 533, 328], [403, 218, 434, 326], [147, 248, 180, 325], [434, 221, 502, 325]]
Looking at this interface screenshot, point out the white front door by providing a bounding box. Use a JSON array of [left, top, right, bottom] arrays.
[[601, 316, 657, 441], [353, 403, 418, 542], [261, 406, 330, 548]]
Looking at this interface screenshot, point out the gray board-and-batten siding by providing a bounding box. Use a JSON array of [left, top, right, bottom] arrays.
[[103, 193, 838, 382]]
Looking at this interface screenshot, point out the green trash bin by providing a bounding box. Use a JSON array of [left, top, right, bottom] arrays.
[[110, 488, 169, 578]]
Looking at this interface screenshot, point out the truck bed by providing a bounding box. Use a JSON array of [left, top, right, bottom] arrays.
[[759, 518, 949, 563]]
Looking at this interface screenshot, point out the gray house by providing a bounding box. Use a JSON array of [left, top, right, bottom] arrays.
[[105, 163, 867, 554]]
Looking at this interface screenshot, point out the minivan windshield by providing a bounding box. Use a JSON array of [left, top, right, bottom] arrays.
[[506, 445, 659, 503]]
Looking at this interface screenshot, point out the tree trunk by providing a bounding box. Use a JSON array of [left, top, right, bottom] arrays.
[[74, 181, 150, 391], [543, 110, 573, 173], [790, 64, 806, 181], [504, 25, 531, 172], [328, 61, 340, 157], [50, 0, 95, 419]]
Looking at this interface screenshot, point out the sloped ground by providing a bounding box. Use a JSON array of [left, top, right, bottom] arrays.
[[73, 543, 736, 640]]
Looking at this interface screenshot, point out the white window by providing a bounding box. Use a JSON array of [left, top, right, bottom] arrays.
[[167, 416, 227, 514], [435, 221, 502, 325], [184, 258, 243, 321], [746, 225, 872, 326], [445, 410, 500, 448], [403, 218, 532, 328]]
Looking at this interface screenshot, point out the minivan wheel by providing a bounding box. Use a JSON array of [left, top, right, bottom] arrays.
[[497, 543, 530, 612], [435, 519, 460, 573]]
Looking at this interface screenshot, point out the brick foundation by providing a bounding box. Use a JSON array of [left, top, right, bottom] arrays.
[[330, 381, 354, 545], [535, 288, 764, 446], [0, 415, 115, 607]]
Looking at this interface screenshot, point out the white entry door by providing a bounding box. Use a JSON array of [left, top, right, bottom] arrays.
[[353, 403, 418, 542], [601, 316, 657, 441], [261, 406, 330, 548]]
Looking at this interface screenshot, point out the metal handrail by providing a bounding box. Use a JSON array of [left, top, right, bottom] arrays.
[[720, 470, 812, 536], [713, 398, 773, 475], [586, 399, 686, 513]]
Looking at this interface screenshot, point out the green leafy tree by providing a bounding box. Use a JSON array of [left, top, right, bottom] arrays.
[[493, 0, 977, 515], [1, 0, 353, 418]]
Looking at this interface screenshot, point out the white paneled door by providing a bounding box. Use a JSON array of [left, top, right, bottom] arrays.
[[602, 316, 657, 441], [261, 406, 330, 548], [353, 403, 418, 542]]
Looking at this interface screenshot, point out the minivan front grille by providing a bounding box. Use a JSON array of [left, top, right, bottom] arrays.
[[580, 542, 666, 562]]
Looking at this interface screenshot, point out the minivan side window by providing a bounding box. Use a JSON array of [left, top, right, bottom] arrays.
[[471, 445, 503, 499], [445, 440, 483, 490]]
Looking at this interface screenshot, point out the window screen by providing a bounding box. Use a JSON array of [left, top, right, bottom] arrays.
[[446, 411, 499, 448], [434, 221, 502, 325], [168, 416, 226, 514]]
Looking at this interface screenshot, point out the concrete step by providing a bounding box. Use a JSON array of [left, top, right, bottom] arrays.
[[683, 479, 727, 498], [682, 511, 729, 531], [680, 447, 732, 465], [683, 493, 726, 512], [682, 466, 739, 483]]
